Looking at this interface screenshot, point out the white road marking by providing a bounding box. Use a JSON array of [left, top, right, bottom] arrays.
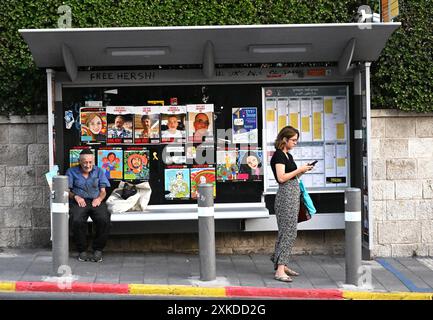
[[417, 258, 433, 271]]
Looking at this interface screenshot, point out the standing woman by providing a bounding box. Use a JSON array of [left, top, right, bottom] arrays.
[[270, 126, 313, 282]]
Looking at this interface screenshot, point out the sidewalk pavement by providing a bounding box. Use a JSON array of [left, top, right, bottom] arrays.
[[1, 249, 433, 300]]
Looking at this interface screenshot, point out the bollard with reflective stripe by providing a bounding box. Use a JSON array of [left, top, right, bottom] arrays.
[[197, 183, 216, 281], [52, 175, 69, 276], [345, 188, 362, 286]]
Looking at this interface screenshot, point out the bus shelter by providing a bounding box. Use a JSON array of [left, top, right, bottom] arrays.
[[20, 23, 400, 256]]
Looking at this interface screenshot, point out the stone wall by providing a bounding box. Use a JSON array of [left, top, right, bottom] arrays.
[[105, 230, 345, 255], [371, 110, 433, 257], [0, 116, 51, 248]]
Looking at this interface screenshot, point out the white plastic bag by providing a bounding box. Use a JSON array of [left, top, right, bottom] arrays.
[[131, 181, 152, 211], [106, 181, 151, 214]]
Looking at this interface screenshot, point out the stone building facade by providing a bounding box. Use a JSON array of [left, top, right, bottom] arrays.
[[1, 111, 432, 257], [0, 116, 51, 248], [371, 110, 433, 257]]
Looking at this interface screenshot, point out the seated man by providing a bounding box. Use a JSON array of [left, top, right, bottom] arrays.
[[66, 149, 111, 262]]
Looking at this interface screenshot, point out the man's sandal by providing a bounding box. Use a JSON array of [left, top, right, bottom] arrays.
[[274, 274, 293, 282]]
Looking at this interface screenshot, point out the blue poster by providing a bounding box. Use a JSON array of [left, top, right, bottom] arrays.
[[232, 107, 258, 144]]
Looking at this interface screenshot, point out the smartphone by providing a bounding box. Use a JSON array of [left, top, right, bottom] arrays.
[[308, 160, 318, 166]]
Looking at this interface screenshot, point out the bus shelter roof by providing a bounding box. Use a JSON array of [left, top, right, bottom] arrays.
[[20, 23, 400, 70]]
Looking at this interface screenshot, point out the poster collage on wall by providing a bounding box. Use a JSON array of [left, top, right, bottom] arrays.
[[69, 102, 262, 200], [79, 103, 215, 145]]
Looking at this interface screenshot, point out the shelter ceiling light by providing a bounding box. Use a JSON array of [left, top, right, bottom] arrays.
[[106, 47, 170, 57], [249, 44, 311, 54]]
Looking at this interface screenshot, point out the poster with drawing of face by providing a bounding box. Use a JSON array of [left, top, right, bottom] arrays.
[[190, 167, 216, 199], [80, 107, 107, 144], [164, 168, 190, 200], [237, 149, 263, 181], [97, 148, 123, 180], [123, 148, 150, 181]]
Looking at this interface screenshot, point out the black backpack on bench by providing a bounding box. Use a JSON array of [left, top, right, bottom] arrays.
[[120, 182, 137, 200]]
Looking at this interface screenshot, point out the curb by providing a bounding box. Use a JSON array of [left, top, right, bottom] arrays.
[[129, 284, 226, 297], [15, 281, 129, 294], [1, 281, 432, 300], [226, 286, 343, 299], [342, 291, 433, 300]]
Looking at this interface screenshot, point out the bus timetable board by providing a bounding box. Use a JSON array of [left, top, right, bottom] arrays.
[[263, 86, 350, 193]]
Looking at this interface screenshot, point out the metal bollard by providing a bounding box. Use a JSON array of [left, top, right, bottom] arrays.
[[197, 183, 216, 281], [52, 175, 69, 276], [344, 188, 362, 286]]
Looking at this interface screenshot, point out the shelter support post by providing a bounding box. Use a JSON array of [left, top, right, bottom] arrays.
[[197, 184, 216, 281], [345, 188, 362, 286], [52, 176, 69, 276]]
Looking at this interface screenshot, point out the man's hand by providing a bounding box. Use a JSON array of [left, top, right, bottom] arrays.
[[92, 197, 102, 207], [74, 195, 86, 207]]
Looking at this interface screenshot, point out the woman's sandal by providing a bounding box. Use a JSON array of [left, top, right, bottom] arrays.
[[284, 267, 300, 276], [274, 274, 293, 282]]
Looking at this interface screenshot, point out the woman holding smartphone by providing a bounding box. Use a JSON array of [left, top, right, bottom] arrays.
[[270, 126, 313, 282]]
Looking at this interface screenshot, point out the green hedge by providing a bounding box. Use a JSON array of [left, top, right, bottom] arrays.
[[371, 0, 433, 112], [0, 0, 430, 115]]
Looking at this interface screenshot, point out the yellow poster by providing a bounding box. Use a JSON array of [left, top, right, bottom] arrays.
[[290, 113, 299, 129], [313, 112, 322, 140], [337, 158, 346, 167], [336, 123, 345, 140], [278, 115, 287, 131], [301, 116, 310, 132], [147, 100, 165, 106], [266, 110, 275, 122], [324, 99, 333, 114]]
